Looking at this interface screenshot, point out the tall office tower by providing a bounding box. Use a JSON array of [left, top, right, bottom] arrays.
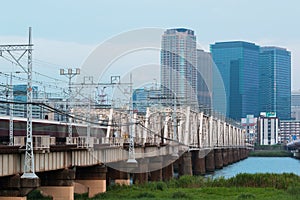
[[210, 41, 260, 120], [259, 47, 291, 120], [160, 28, 197, 107], [291, 91, 300, 120], [12, 84, 42, 119], [196, 49, 213, 109]]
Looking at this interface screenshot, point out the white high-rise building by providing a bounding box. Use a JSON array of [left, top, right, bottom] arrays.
[[160, 28, 197, 107], [257, 112, 279, 145]]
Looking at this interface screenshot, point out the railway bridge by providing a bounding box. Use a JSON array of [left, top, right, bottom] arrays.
[[0, 106, 249, 200]]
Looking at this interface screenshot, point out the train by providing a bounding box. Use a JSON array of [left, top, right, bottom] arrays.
[[0, 115, 107, 145]]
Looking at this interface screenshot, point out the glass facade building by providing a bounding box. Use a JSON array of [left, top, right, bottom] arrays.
[[132, 88, 162, 114], [196, 49, 213, 109], [259, 47, 291, 120], [210, 41, 260, 120]]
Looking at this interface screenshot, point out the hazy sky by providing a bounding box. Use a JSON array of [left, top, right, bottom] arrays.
[[1, 0, 300, 90]]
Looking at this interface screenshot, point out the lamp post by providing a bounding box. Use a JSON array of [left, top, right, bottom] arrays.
[[60, 68, 80, 144]]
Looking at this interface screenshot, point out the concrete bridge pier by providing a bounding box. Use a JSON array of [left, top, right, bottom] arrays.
[[162, 162, 174, 181], [0, 174, 40, 200], [74, 165, 107, 198], [228, 148, 234, 164], [178, 152, 193, 176], [107, 167, 130, 185], [232, 149, 240, 163], [205, 150, 215, 172], [214, 149, 223, 169], [192, 150, 206, 175], [133, 158, 149, 184], [239, 148, 245, 160], [38, 168, 75, 200], [148, 157, 163, 181], [222, 148, 229, 166]]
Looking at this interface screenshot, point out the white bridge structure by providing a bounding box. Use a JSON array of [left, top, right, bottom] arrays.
[[0, 106, 249, 200]]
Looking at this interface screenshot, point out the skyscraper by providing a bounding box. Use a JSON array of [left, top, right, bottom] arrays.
[[160, 28, 197, 106], [196, 49, 213, 109], [259, 47, 291, 120], [210, 41, 260, 120]]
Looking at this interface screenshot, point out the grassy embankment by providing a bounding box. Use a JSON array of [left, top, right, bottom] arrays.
[[249, 144, 293, 157], [28, 173, 300, 200]]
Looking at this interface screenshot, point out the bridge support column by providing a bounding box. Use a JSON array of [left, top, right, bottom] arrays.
[[75, 165, 107, 198], [134, 158, 148, 184], [192, 151, 206, 175], [39, 186, 74, 200], [178, 152, 192, 176], [162, 162, 174, 181], [38, 169, 75, 200], [149, 157, 163, 181], [0, 197, 26, 200], [205, 150, 215, 172], [239, 148, 244, 160], [222, 148, 228, 166], [107, 167, 130, 186], [242, 148, 248, 159], [233, 149, 239, 162], [0, 174, 40, 199], [237, 148, 241, 161], [228, 148, 234, 164], [214, 149, 223, 169]]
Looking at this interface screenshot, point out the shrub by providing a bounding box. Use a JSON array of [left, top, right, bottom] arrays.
[[237, 193, 256, 199], [136, 192, 155, 198], [156, 181, 168, 191], [172, 191, 189, 199]]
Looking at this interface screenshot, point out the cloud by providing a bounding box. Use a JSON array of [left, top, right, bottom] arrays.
[[0, 35, 96, 81]]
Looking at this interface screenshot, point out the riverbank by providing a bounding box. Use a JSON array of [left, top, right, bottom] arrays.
[[249, 150, 292, 157], [28, 173, 300, 200], [248, 144, 292, 157]]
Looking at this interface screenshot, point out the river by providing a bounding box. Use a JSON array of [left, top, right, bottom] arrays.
[[208, 157, 300, 179]]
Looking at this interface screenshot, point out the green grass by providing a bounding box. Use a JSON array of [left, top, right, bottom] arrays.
[[82, 187, 298, 200], [29, 173, 300, 200]]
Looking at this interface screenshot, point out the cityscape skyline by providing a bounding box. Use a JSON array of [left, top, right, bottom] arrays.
[[0, 1, 300, 90], [0, 28, 293, 121]]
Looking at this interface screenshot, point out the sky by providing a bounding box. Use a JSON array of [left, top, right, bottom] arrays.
[[0, 0, 300, 91]]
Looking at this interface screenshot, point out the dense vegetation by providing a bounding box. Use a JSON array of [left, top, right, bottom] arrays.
[[249, 144, 292, 157], [249, 150, 292, 157], [28, 173, 300, 200]]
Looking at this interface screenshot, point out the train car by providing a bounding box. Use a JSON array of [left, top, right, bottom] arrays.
[[0, 115, 107, 145]]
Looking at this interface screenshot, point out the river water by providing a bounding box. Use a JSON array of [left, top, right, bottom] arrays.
[[208, 157, 300, 179]]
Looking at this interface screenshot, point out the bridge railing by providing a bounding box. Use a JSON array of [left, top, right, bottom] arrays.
[[14, 135, 52, 151]]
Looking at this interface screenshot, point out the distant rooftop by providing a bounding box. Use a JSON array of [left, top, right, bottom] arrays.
[[165, 28, 195, 35], [211, 41, 259, 50]]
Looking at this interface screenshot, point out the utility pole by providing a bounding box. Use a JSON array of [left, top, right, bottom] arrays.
[[172, 92, 179, 158], [9, 72, 13, 146], [60, 68, 80, 144], [22, 27, 37, 178], [127, 73, 137, 164], [0, 27, 37, 178]]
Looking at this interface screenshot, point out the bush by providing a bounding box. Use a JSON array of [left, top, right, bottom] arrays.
[[136, 192, 155, 198], [237, 193, 256, 199], [172, 191, 189, 199], [27, 190, 51, 200], [286, 183, 300, 197], [156, 181, 167, 191]]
